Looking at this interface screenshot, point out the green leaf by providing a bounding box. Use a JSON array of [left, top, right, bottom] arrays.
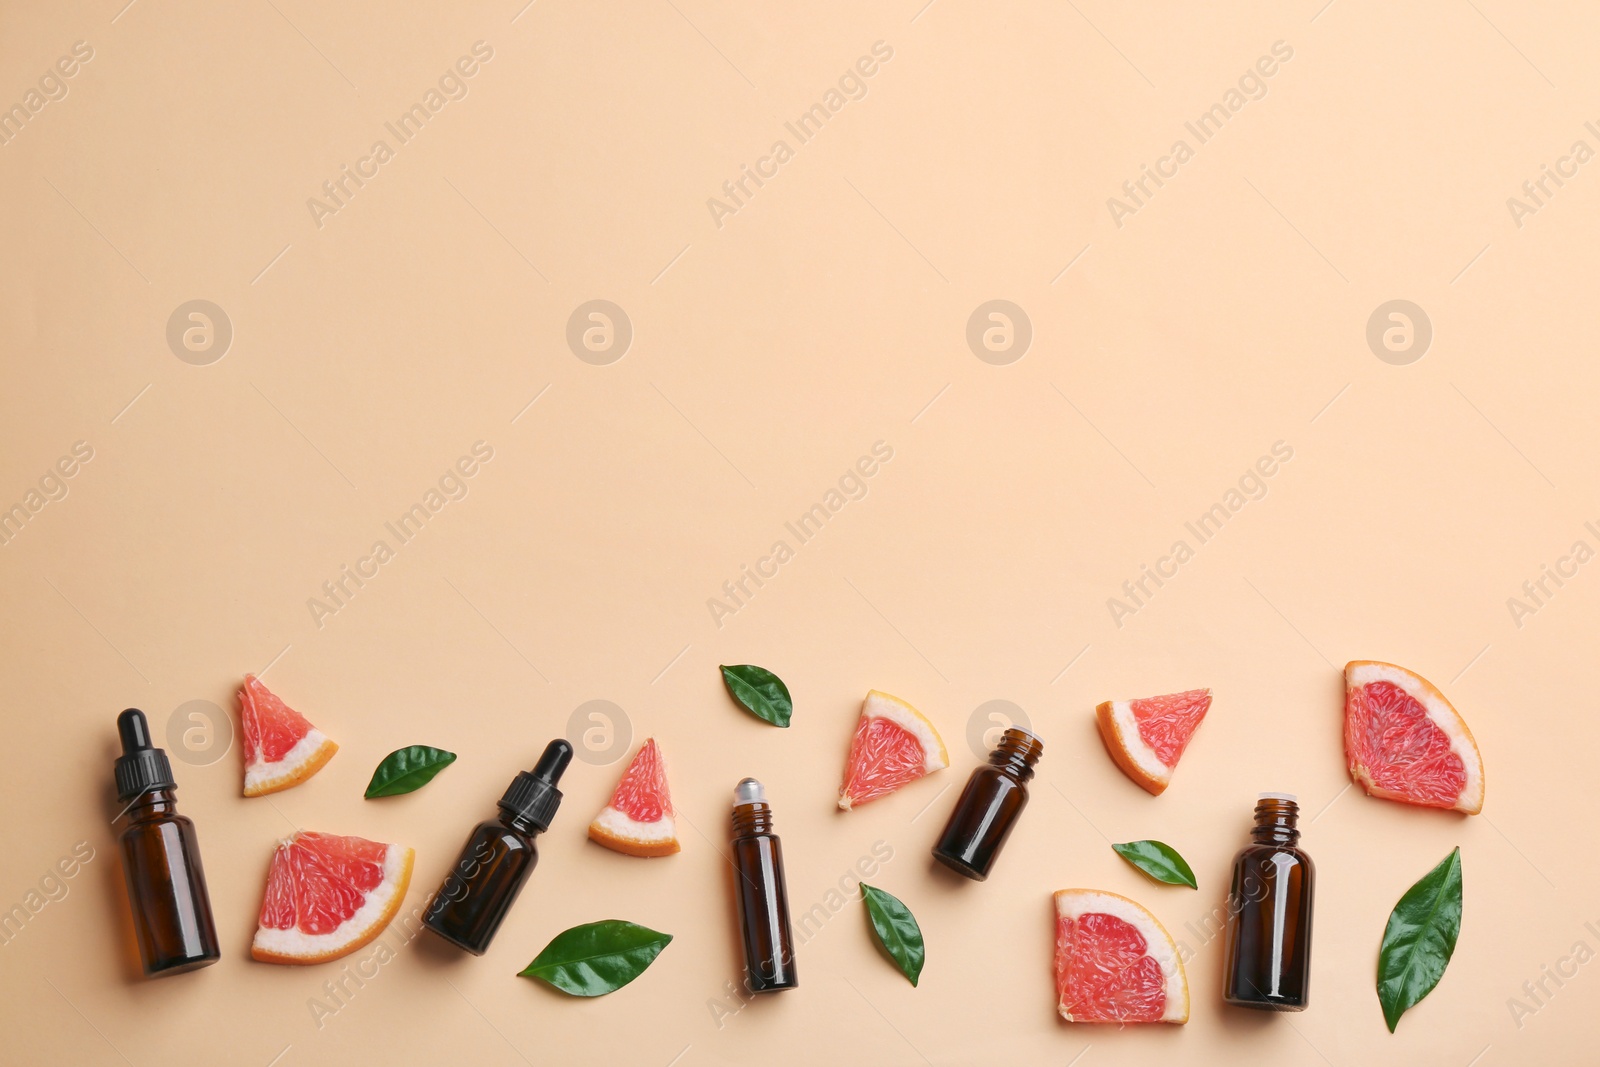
[[861, 884, 925, 986], [1111, 840, 1198, 889], [363, 745, 457, 798], [719, 664, 792, 728], [1377, 847, 1463, 1032], [518, 920, 673, 996]]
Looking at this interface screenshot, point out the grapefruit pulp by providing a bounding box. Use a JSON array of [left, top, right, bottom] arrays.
[[1095, 688, 1211, 795], [239, 674, 337, 797], [589, 738, 681, 857], [1345, 660, 1484, 814], [838, 690, 948, 810], [1054, 889, 1188, 1023], [251, 831, 414, 964]]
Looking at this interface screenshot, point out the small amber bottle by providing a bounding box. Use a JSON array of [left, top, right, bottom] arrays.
[[1222, 793, 1316, 1011], [730, 778, 798, 992], [423, 739, 572, 955], [113, 708, 221, 977], [932, 726, 1043, 881]]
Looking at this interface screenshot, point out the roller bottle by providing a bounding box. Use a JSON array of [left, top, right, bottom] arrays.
[[423, 739, 572, 955], [113, 708, 221, 977], [1222, 792, 1316, 1011], [730, 778, 798, 992], [932, 726, 1043, 881]]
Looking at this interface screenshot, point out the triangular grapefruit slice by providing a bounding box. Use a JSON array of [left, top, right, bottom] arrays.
[[239, 674, 338, 797], [589, 738, 681, 857], [1345, 660, 1484, 814], [1055, 889, 1189, 1023], [838, 690, 948, 810], [251, 831, 414, 964], [1095, 688, 1211, 795]]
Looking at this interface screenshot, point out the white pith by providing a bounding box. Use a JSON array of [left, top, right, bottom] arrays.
[[1054, 890, 1187, 1023], [862, 690, 948, 773], [1108, 701, 1171, 782], [1347, 662, 1484, 812], [252, 842, 410, 958], [245, 728, 333, 793], [590, 805, 678, 844]]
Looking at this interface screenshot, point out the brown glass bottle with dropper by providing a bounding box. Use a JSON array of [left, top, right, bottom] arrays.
[[113, 708, 221, 977], [1221, 792, 1316, 1011], [730, 778, 798, 992], [423, 739, 573, 955]]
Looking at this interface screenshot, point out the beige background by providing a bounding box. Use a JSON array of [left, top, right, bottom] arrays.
[[2, 1, 1597, 1064]]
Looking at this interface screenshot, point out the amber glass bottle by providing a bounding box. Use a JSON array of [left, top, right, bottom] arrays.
[[931, 726, 1044, 881], [423, 739, 572, 955], [1222, 793, 1315, 1011], [113, 708, 221, 977], [730, 778, 798, 992]]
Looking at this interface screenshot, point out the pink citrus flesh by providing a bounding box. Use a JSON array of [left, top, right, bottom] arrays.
[[239, 675, 337, 797], [1054, 889, 1188, 1024], [838, 691, 948, 810], [1344, 661, 1483, 814], [589, 738, 680, 857], [251, 831, 413, 965], [1095, 688, 1211, 795]]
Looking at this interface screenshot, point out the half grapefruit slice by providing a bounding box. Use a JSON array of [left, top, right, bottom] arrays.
[[1345, 661, 1484, 814], [1095, 688, 1211, 795], [251, 831, 414, 965], [1055, 889, 1188, 1024], [239, 674, 338, 797], [838, 690, 948, 810], [589, 738, 680, 857]]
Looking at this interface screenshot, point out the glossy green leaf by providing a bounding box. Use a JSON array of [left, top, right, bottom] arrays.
[[363, 745, 457, 798], [1111, 840, 1198, 889], [861, 883, 925, 986], [1377, 847, 1463, 1032], [518, 920, 673, 997], [719, 664, 792, 728]]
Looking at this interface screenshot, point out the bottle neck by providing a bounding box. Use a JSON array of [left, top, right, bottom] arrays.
[[120, 788, 179, 824], [732, 801, 773, 837], [496, 805, 544, 837], [1250, 797, 1300, 845], [987, 727, 1044, 783]]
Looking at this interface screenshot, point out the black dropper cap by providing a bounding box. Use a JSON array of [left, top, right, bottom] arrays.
[[115, 708, 177, 802], [496, 739, 573, 831]]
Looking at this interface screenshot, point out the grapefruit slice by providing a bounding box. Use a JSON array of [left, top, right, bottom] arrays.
[[1054, 889, 1189, 1024], [838, 690, 948, 810], [1345, 661, 1484, 814], [239, 674, 338, 797], [589, 738, 681, 857], [251, 831, 414, 965], [1095, 688, 1211, 795]]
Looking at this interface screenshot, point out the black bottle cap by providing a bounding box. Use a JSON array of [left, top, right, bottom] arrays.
[[497, 739, 573, 831], [114, 708, 177, 802]]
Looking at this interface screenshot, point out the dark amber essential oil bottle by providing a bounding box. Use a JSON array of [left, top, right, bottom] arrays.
[[931, 726, 1044, 881], [113, 708, 221, 977], [1222, 792, 1316, 1011], [423, 739, 573, 955], [730, 778, 798, 992]]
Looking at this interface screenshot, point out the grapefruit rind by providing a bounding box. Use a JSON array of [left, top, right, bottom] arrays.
[[1344, 660, 1484, 815], [243, 728, 339, 797], [1054, 888, 1189, 1024], [1094, 689, 1211, 796], [838, 690, 950, 810], [1095, 700, 1170, 794], [250, 842, 414, 965], [589, 806, 682, 858]]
